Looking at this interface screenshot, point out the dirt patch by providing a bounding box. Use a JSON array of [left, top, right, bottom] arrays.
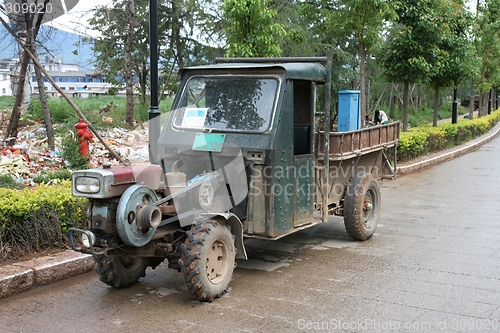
[[1, 247, 68, 266]]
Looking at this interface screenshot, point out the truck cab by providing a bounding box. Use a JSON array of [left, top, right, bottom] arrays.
[[158, 62, 324, 238]]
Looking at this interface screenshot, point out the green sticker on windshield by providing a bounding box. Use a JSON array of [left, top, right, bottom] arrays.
[[192, 133, 226, 152]]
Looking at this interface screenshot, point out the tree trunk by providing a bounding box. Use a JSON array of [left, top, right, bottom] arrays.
[[469, 79, 475, 119], [371, 85, 387, 114], [28, 8, 54, 150], [133, 60, 148, 105], [359, 42, 366, 128], [433, 85, 439, 127], [5, 43, 31, 145], [5, 1, 49, 145], [478, 91, 483, 118], [410, 84, 417, 112], [366, 78, 371, 119], [420, 84, 425, 108], [403, 80, 410, 131], [124, 0, 136, 127], [388, 84, 394, 113], [171, 1, 184, 69], [141, 64, 147, 105], [31, 45, 54, 149]]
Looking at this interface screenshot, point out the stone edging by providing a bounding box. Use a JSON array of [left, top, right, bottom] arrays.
[[0, 251, 93, 299]]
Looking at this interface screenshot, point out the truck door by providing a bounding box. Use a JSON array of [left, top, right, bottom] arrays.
[[292, 80, 315, 227]]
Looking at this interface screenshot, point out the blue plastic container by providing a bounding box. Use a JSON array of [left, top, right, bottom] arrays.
[[338, 90, 360, 132]]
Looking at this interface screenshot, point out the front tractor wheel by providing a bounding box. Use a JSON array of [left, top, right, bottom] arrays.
[[179, 220, 236, 301], [94, 255, 150, 288], [344, 172, 381, 241]]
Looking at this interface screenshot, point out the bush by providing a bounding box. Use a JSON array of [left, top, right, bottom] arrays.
[[60, 129, 90, 169], [398, 130, 428, 161], [424, 126, 447, 152], [0, 182, 87, 263], [0, 174, 23, 189], [28, 98, 78, 124], [33, 169, 72, 184], [439, 123, 459, 145], [397, 109, 500, 162]]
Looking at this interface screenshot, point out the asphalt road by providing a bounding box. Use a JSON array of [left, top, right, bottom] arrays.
[[1, 136, 500, 333]]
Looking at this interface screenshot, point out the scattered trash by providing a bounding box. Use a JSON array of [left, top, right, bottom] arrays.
[[102, 116, 113, 124], [0, 111, 150, 185]]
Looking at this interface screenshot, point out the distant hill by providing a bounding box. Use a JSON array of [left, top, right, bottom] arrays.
[[0, 26, 94, 69]]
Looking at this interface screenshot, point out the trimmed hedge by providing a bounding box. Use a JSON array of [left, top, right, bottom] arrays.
[[398, 109, 500, 162], [0, 182, 87, 263]]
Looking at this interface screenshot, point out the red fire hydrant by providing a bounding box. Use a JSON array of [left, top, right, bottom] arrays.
[[75, 119, 93, 159]]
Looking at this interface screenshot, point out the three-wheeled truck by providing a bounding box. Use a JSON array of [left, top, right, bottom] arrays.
[[69, 57, 399, 301]]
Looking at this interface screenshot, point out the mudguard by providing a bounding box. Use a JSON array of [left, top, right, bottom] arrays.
[[200, 212, 247, 260]]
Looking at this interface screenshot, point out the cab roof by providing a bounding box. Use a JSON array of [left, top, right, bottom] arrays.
[[180, 62, 326, 83]]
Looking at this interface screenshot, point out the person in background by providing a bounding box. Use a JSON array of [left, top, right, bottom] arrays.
[[374, 110, 389, 125], [365, 114, 373, 126]]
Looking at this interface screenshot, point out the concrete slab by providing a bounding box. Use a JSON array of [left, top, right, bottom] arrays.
[[0, 265, 33, 299], [13, 251, 93, 287]]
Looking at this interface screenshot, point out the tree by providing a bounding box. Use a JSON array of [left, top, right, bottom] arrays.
[[124, 0, 136, 126], [87, 0, 154, 126], [474, 0, 500, 116], [276, 0, 367, 121], [428, 0, 475, 126], [222, 0, 286, 57], [330, 0, 395, 127], [87, 0, 219, 123], [1, 0, 54, 148], [378, 0, 446, 131], [31, 32, 55, 149]]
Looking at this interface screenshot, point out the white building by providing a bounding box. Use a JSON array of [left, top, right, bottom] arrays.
[[33, 57, 114, 97], [0, 57, 114, 98], [0, 59, 15, 96]]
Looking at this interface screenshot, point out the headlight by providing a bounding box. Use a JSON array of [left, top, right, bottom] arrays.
[[75, 176, 101, 193]]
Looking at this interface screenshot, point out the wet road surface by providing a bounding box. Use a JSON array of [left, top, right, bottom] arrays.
[[1, 137, 500, 332]]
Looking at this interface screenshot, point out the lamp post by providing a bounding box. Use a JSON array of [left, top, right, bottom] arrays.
[[452, 88, 458, 124], [148, 0, 160, 163], [488, 89, 492, 115]]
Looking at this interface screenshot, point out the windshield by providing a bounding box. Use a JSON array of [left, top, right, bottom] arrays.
[[172, 76, 279, 132]]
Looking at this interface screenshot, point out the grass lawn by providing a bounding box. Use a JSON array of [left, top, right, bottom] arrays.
[[25, 95, 174, 128]]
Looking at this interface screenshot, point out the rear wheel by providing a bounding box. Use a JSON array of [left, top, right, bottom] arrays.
[[179, 220, 236, 301], [344, 172, 380, 241], [94, 255, 149, 288]]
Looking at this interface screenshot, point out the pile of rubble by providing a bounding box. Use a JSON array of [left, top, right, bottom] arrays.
[[0, 111, 150, 186], [88, 127, 150, 167]]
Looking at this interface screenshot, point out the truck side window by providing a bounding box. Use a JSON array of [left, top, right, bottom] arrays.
[[293, 80, 312, 155]]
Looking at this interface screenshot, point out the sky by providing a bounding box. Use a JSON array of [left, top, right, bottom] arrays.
[[466, 0, 477, 14], [48, 0, 112, 36], [0, 0, 110, 64]]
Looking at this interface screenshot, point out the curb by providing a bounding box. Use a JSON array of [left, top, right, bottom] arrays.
[[0, 251, 94, 299], [397, 121, 500, 175]]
